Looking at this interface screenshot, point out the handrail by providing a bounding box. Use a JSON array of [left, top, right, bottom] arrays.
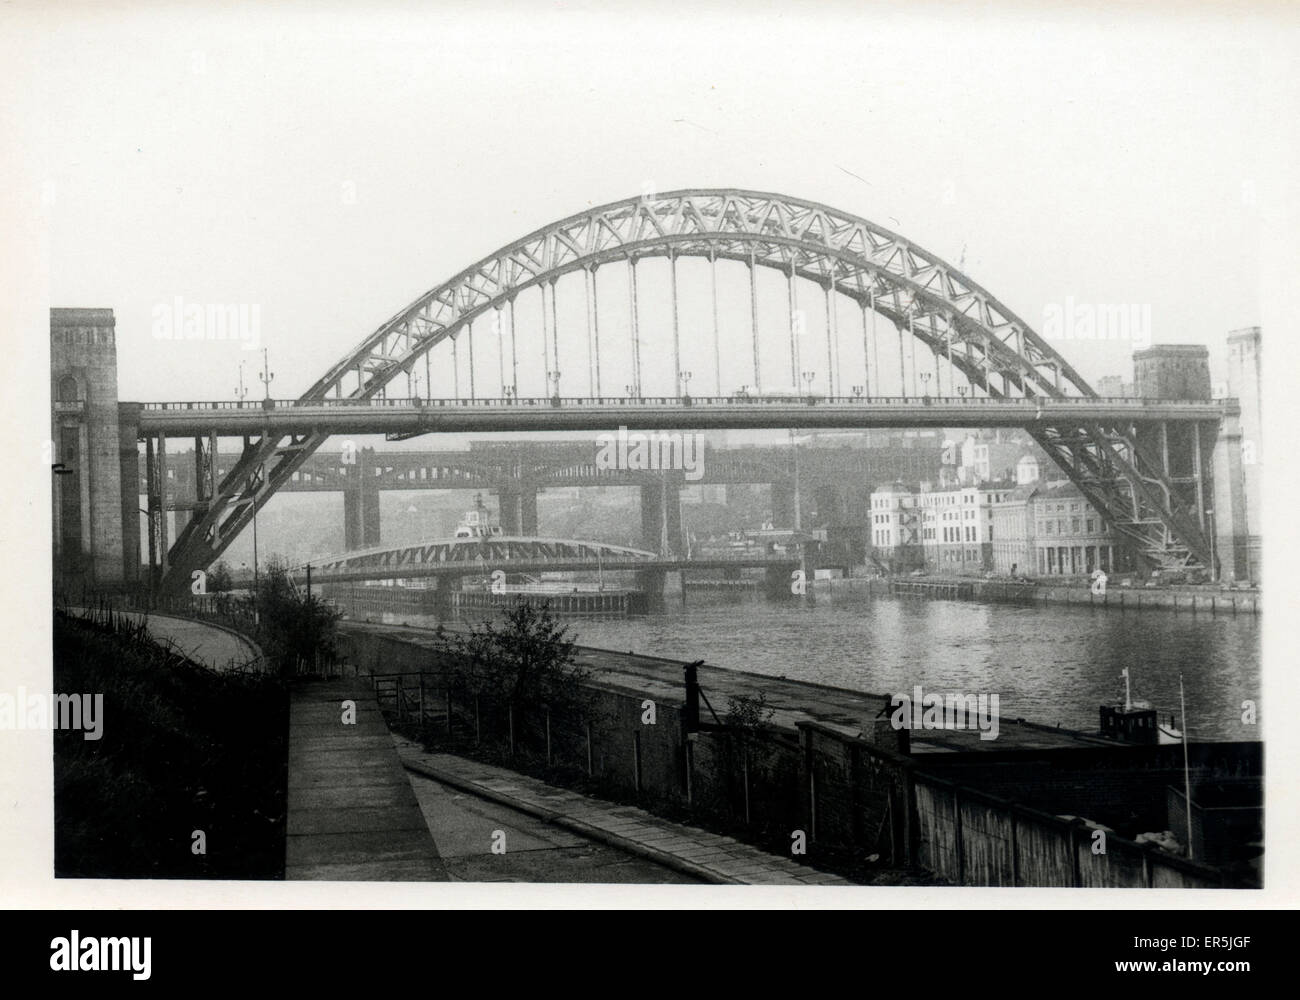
[[138, 394, 1234, 410]]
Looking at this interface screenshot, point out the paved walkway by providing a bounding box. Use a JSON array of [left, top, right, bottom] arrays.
[[286, 681, 447, 881], [67, 607, 261, 671], [394, 738, 853, 886], [406, 770, 698, 883]]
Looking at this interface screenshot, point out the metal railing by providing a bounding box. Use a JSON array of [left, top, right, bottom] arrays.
[[138, 393, 1234, 411]]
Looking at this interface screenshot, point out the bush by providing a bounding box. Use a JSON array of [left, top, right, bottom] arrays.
[[254, 557, 341, 676], [435, 599, 591, 718]]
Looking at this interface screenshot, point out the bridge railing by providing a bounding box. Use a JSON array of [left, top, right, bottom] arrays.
[[138, 394, 1234, 411]]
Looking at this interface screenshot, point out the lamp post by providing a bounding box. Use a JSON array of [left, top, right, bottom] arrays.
[[801, 370, 816, 400], [547, 370, 561, 403], [920, 371, 932, 399], [958, 385, 968, 400], [679, 370, 693, 399], [258, 348, 274, 401], [852, 385, 864, 399], [235, 361, 248, 404], [625, 383, 637, 400]]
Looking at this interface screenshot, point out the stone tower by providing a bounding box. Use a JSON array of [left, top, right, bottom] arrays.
[[51, 308, 139, 587]]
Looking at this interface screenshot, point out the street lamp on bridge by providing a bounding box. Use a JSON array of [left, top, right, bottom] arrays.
[[801, 370, 816, 399], [920, 371, 932, 399], [258, 348, 275, 403]]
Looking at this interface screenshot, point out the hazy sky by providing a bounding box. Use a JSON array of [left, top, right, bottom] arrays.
[[19, 3, 1275, 402]]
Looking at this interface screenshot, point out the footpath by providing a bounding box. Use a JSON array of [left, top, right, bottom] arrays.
[[394, 737, 854, 886], [286, 680, 448, 881]]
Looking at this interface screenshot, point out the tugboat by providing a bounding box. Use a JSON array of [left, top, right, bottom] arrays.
[[1100, 667, 1183, 744], [453, 494, 505, 539]]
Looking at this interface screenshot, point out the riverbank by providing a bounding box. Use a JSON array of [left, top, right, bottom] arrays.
[[814, 574, 1260, 615]]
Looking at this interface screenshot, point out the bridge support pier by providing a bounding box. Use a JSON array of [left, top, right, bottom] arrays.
[[635, 569, 666, 614], [640, 482, 683, 556], [496, 485, 540, 536], [765, 565, 795, 601], [770, 481, 796, 529], [344, 449, 381, 550]]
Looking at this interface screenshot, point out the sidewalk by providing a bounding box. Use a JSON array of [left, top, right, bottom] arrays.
[[287, 681, 447, 880], [66, 607, 261, 672], [393, 737, 854, 886]]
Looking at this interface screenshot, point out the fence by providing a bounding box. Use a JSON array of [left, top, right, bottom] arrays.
[[340, 625, 1243, 887]]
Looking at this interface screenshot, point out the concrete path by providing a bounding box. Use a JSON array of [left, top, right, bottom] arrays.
[[286, 681, 447, 881], [66, 607, 261, 671], [395, 738, 854, 886], [407, 771, 698, 883]]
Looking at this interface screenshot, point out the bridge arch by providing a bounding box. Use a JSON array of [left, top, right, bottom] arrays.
[[156, 189, 1221, 595], [304, 189, 1093, 404]]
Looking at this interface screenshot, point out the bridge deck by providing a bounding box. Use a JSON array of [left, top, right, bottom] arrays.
[[131, 395, 1235, 437]]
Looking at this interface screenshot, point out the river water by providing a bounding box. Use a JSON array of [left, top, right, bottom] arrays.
[[384, 590, 1261, 742]]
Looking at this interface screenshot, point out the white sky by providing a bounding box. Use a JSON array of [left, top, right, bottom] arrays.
[[14, 1, 1277, 403]]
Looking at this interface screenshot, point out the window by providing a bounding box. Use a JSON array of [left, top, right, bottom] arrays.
[[57, 375, 80, 402], [1086, 518, 1095, 533], [1071, 517, 1080, 533]]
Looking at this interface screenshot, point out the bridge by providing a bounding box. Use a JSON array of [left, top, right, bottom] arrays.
[[134, 435, 946, 550], [116, 188, 1231, 595], [305, 535, 795, 584]]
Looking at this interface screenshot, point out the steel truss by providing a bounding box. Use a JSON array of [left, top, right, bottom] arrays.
[[158, 189, 1215, 593]]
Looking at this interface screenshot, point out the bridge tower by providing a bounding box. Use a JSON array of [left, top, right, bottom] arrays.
[[50, 308, 139, 588], [343, 446, 381, 550], [1130, 345, 1218, 576]]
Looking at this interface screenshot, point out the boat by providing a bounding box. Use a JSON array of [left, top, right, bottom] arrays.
[[453, 494, 504, 539], [1099, 667, 1183, 745]]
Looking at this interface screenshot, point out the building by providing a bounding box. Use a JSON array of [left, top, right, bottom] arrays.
[[868, 482, 922, 571], [991, 485, 1039, 575], [917, 482, 1006, 573], [1028, 481, 1131, 577], [51, 308, 139, 587], [989, 480, 1134, 578], [1095, 374, 1134, 398], [870, 480, 1020, 574], [1015, 454, 1041, 485]]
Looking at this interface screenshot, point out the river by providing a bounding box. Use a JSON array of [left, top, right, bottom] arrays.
[[383, 590, 1261, 742]]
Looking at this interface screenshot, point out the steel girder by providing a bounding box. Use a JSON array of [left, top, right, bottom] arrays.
[[157, 189, 1212, 593], [1030, 421, 1213, 571], [314, 536, 658, 574]]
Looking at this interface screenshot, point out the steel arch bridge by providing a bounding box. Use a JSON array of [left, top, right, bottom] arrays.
[[313, 536, 660, 579], [157, 188, 1222, 595]]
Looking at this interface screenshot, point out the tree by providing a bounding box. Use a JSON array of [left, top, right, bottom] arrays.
[[208, 560, 233, 593], [436, 599, 589, 715], [253, 556, 341, 676]]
